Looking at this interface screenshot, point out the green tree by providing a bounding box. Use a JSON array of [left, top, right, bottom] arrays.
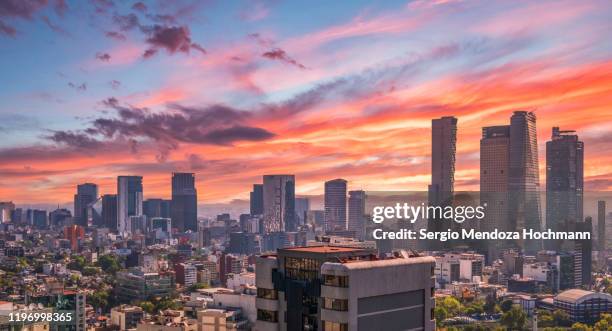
[[500, 299, 514, 312], [97, 254, 122, 274], [465, 300, 485, 315], [571, 322, 593, 331], [434, 306, 448, 321], [594, 313, 612, 331], [138, 301, 155, 314], [437, 296, 463, 317], [500, 305, 527, 330], [552, 309, 572, 327], [88, 290, 109, 310], [68, 255, 87, 271]]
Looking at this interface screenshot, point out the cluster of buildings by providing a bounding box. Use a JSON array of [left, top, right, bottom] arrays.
[[1, 110, 612, 330]]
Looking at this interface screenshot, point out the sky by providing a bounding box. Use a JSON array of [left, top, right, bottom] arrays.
[[1, 0, 612, 208]]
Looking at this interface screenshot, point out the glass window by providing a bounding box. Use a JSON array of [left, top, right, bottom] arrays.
[[323, 298, 348, 311], [322, 321, 348, 331], [257, 309, 278, 323], [323, 275, 349, 287], [257, 288, 278, 300]]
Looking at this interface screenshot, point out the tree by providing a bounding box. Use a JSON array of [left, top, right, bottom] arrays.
[[500, 305, 527, 330], [500, 299, 514, 312], [97, 254, 121, 275], [434, 306, 448, 321], [88, 290, 109, 310], [594, 313, 612, 331], [137, 301, 155, 314], [552, 309, 572, 327], [437, 296, 463, 317], [465, 300, 485, 315], [571, 322, 593, 331]]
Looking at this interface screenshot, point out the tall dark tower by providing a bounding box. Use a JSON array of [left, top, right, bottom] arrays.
[[546, 127, 583, 250], [101, 194, 118, 231], [508, 111, 542, 254], [117, 176, 143, 234], [480, 125, 510, 258], [599, 201, 607, 251], [171, 173, 198, 232], [427, 116, 457, 249], [74, 183, 98, 227], [250, 184, 264, 216], [262, 175, 295, 233], [324, 178, 348, 232]]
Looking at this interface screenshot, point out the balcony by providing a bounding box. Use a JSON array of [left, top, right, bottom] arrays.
[[321, 285, 349, 299], [321, 309, 349, 324], [256, 297, 279, 311]]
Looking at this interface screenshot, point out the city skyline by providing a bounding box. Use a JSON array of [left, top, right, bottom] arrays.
[[2, 1, 612, 205]]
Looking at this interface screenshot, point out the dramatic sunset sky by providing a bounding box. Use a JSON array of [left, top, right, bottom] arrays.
[[1, 0, 612, 208]]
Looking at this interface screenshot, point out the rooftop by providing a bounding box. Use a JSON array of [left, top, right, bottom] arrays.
[[279, 245, 368, 254], [555, 289, 612, 304]]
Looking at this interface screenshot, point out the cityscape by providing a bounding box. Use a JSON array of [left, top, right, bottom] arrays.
[[2, 1, 612, 331]]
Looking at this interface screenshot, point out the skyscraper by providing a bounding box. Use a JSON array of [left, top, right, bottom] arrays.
[[101, 194, 118, 231], [508, 111, 542, 254], [171, 173, 198, 232], [324, 179, 348, 232], [0, 201, 15, 223], [295, 197, 310, 226], [250, 184, 264, 216], [117, 176, 143, 234], [262, 175, 295, 233], [143, 198, 172, 219], [428, 116, 457, 249], [348, 190, 366, 240], [480, 125, 511, 258], [599, 201, 607, 251], [546, 127, 584, 250], [74, 183, 98, 227]]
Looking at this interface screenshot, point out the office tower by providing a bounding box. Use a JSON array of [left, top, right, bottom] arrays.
[[295, 197, 310, 226], [255, 247, 436, 331], [575, 218, 592, 286], [64, 224, 85, 251], [480, 125, 511, 257], [324, 178, 348, 232], [508, 111, 543, 254], [546, 127, 584, 249], [228, 232, 258, 255], [11, 207, 23, 223], [262, 175, 296, 233], [599, 201, 606, 251], [101, 194, 118, 231], [49, 208, 72, 227], [143, 198, 171, 219], [174, 263, 197, 286], [29, 209, 48, 229], [74, 183, 98, 227], [428, 116, 457, 249], [348, 190, 366, 240], [171, 172, 198, 232], [250, 184, 264, 216], [117, 176, 143, 234], [0, 201, 15, 223]]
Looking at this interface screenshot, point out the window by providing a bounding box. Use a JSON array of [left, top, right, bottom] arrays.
[[257, 288, 278, 300], [323, 274, 349, 287], [322, 321, 348, 331], [323, 298, 348, 311], [257, 309, 278, 323], [284, 257, 320, 281]]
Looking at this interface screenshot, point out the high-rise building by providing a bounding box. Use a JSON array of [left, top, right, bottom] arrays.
[[255, 246, 436, 331], [324, 179, 348, 232], [102, 194, 118, 231], [508, 111, 543, 254], [143, 198, 171, 219], [117, 176, 143, 235], [64, 224, 85, 252], [250, 184, 264, 216], [262, 175, 295, 233], [348, 190, 366, 240], [171, 173, 198, 232], [49, 208, 72, 227], [480, 125, 511, 257], [428, 116, 457, 249], [546, 127, 584, 249], [29, 209, 48, 229], [599, 201, 606, 251], [74, 183, 98, 227], [0, 201, 15, 223], [295, 197, 310, 226]]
